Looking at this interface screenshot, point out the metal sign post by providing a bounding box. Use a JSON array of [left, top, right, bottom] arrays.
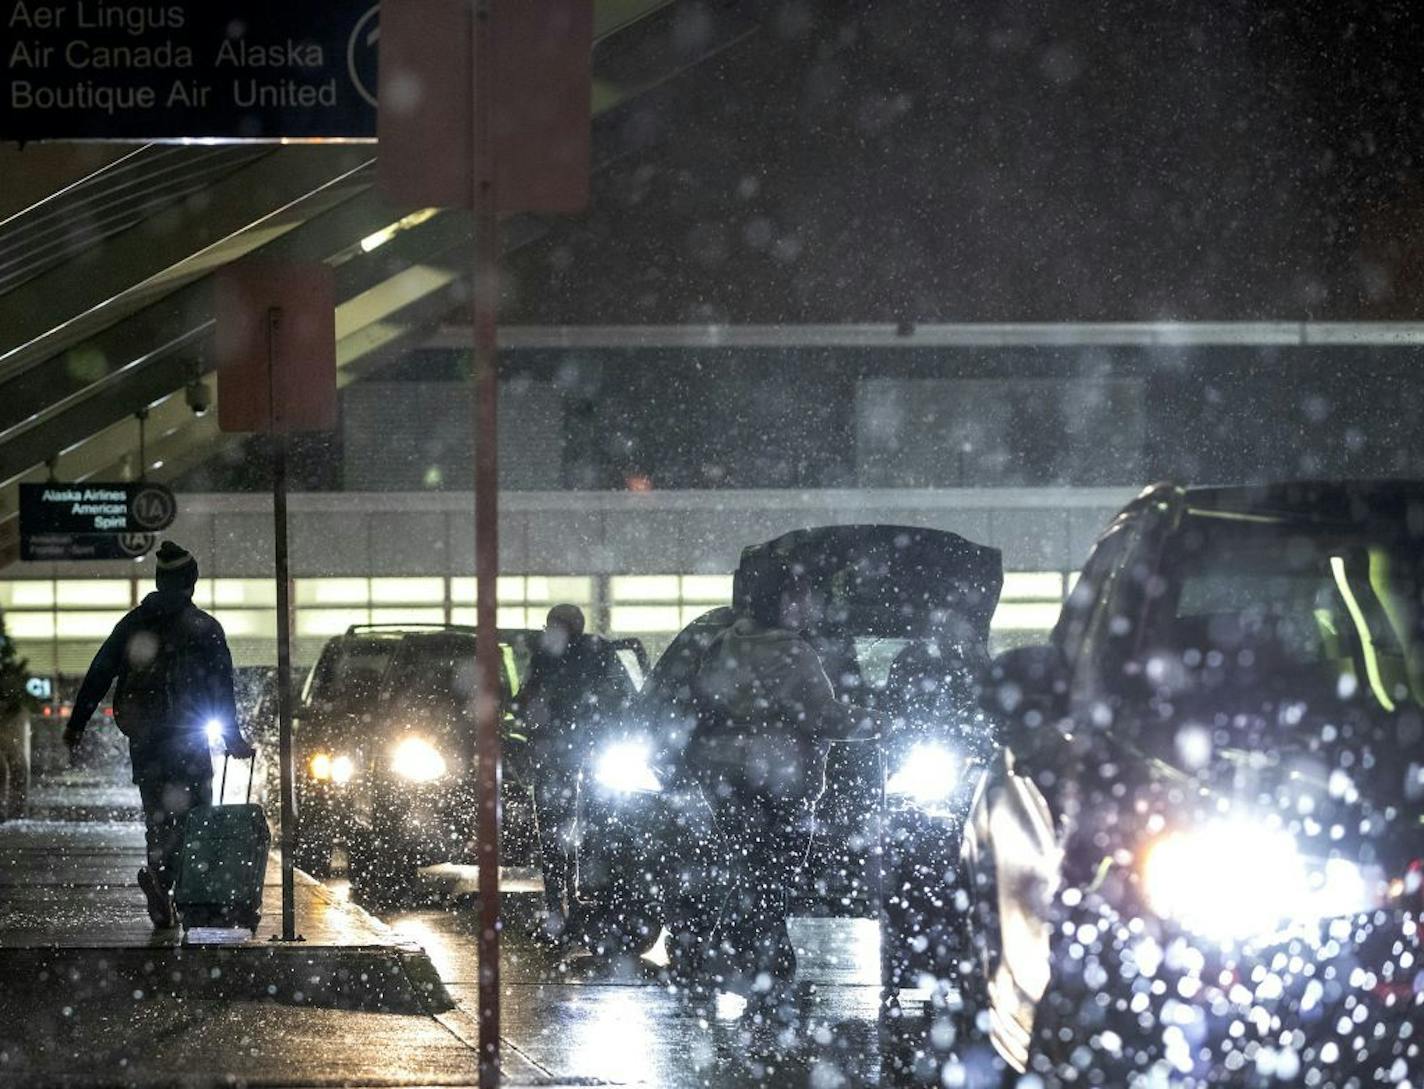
[[215, 261, 334, 947], [471, 2, 502, 1083], [267, 306, 301, 944], [376, 5, 592, 1083]]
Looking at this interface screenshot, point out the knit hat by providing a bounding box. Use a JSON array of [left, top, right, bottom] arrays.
[[155, 540, 199, 591]]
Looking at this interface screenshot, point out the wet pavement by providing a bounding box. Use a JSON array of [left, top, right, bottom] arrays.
[[0, 813, 938, 1088], [328, 867, 903, 1089], [0, 819, 408, 948], [0, 817, 489, 1086], [22, 768, 145, 823]]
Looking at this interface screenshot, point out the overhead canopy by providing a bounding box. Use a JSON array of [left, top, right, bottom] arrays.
[[0, 0, 758, 565]]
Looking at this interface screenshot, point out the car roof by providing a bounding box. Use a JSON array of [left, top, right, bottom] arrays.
[[387, 628, 540, 647], [343, 624, 539, 638], [1180, 480, 1424, 528], [331, 629, 408, 644]]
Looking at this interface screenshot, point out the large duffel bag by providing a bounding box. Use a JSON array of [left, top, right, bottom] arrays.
[[175, 756, 269, 934]]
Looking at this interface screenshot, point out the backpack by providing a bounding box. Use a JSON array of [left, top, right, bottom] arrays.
[[114, 611, 202, 744]]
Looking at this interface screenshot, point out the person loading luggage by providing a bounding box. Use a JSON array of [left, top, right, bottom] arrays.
[[690, 572, 880, 1019], [64, 541, 253, 929], [513, 604, 632, 940]]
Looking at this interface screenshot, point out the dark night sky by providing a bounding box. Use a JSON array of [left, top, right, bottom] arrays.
[[503, 0, 1424, 324]]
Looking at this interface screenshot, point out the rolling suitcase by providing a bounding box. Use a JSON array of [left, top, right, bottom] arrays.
[[175, 755, 270, 934]]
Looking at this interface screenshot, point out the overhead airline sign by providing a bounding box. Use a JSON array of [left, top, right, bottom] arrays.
[[0, 0, 380, 141], [19, 482, 175, 561]]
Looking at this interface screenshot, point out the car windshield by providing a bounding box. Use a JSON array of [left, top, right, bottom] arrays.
[[379, 636, 482, 721], [1147, 513, 1423, 710], [851, 636, 914, 690], [299, 636, 400, 718]]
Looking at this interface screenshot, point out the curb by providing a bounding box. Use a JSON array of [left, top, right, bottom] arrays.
[[0, 943, 455, 1014]]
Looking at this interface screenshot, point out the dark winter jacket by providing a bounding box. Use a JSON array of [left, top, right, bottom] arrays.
[[883, 638, 997, 757], [884, 639, 989, 718], [690, 618, 878, 802], [513, 634, 632, 774], [70, 590, 240, 783]]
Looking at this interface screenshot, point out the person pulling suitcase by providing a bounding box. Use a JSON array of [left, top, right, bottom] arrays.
[[65, 541, 254, 929]]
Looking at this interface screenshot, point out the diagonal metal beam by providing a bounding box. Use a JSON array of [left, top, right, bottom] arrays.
[[0, 146, 370, 384], [0, 147, 269, 299], [2, 0, 749, 474], [0, 0, 755, 568], [0, 144, 135, 225], [0, 159, 385, 476]]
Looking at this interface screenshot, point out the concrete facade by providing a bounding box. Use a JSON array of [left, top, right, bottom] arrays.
[[3, 487, 1139, 582]]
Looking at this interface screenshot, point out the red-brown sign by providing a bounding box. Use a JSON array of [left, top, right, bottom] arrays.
[[375, 0, 592, 212], [215, 261, 337, 433]]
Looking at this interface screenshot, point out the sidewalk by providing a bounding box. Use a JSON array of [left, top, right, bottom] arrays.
[[23, 768, 143, 822], [0, 818, 449, 1000], [0, 811, 898, 1087], [0, 818, 518, 1087]]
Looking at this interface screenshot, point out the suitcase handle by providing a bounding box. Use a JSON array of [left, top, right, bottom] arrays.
[[220, 753, 258, 805]]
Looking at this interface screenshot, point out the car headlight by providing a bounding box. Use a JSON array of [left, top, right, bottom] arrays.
[[885, 742, 962, 809], [593, 740, 663, 795], [391, 736, 447, 783], [308, 751, 356, 785], [205, 719, 225, 748], [1140, 819, 1381, 944]]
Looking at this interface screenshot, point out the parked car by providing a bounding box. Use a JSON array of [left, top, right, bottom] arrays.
[[308, 626, 536, 899], [958, 481, 1424, 1086], [576, 524, 1004, 967], [289, 627, 408, 876], [344, 626, 646, 906]]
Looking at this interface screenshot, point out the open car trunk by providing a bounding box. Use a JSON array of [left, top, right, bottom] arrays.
[[734, 525, 1004, 913], [734, 524, 1003, 642]]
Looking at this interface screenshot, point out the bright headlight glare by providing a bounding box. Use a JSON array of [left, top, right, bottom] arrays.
[[593, 740, 662, 794], [1140, 820, 1378, 943], [309, 751, 356, 785], [391, 736, 447, 782], [885, 742, 961, 807], [205, 719, 224, 747]]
